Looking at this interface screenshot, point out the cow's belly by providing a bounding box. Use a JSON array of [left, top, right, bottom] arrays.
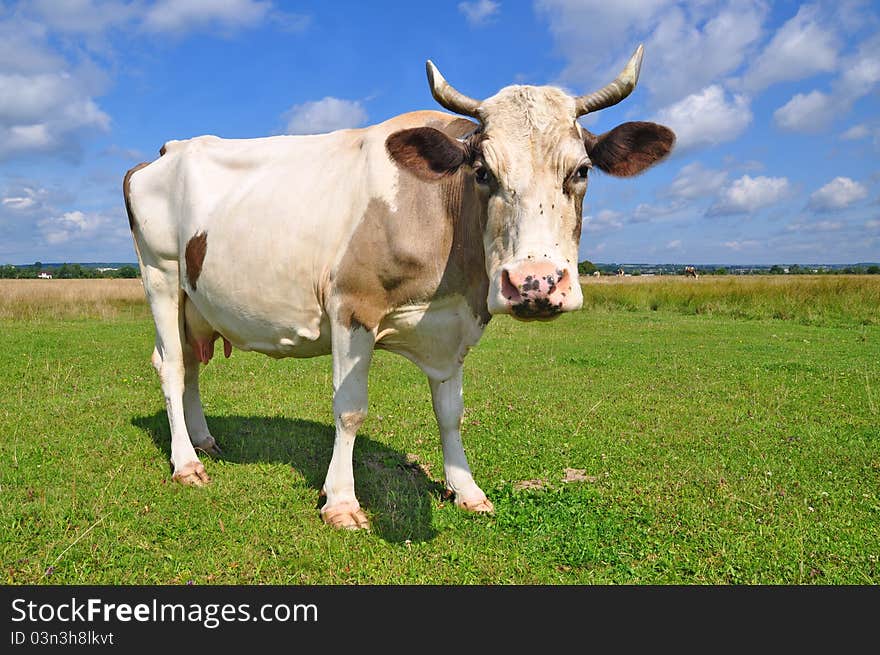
[[375, 295, 485, 380], [186, 275, 331, 359], [186, 274, 482, 369]]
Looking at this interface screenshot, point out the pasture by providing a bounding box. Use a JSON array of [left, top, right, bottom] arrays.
[[1, 276, 878, 584]]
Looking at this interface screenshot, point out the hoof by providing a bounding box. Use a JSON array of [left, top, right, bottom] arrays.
[[195, 435, 223, 457], [456, 495, 495, 514], [321, 501, 370, 530], [172, 461, 210, 486]]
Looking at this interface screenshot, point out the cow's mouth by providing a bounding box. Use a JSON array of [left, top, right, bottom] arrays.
[[510, 297, 564, 321]]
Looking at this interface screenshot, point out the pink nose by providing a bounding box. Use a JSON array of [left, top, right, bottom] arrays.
[[501, 261, 572, 318]]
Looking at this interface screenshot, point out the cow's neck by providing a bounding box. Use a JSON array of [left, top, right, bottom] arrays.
[[435, 170, 491, 326]]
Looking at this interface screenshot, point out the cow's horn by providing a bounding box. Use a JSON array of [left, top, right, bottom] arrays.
[[426, 60, 481, 118], [575, 44, 644, 117]]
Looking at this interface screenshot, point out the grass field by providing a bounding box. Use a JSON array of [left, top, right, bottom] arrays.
[[1, 277, 878, 584]]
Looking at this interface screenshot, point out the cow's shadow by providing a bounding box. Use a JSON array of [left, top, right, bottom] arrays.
[[132, 412, 444, 544]]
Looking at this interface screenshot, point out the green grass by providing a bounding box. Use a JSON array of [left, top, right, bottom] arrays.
[[582, 275, 880, 325], [1, 279, 878, 584]]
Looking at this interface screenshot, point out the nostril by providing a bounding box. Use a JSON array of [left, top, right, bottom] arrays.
[[501, 269, 522, 303], [555, 268, 572, 294]]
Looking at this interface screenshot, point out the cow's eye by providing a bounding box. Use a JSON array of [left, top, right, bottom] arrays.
[[574, 164, 591, 181], [474, 166, 491, 185]]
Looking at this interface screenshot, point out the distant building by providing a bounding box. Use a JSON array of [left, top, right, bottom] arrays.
[[38, 271, 52, 279]]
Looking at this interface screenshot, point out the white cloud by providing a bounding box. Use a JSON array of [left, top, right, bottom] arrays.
[[42, 210, 86, 244], [28, 0, 137, 34], [2, 186, 50, 212], [841, 124, 870, 140], [142, 0, 271, 33], [0, 0, 309, 161], [536, 0, 673, 94], [866, 219, 880, 231], [667, 162, 728, 200], [665, 239, 682, 250], [0, 72, 107, 126], [537, 1, 765, 106], [654, 85, 752, 152], [723, 239, 761, 251], [584, 241, 607, 256], [708, 175, 790, 216], [582, 208, 623, 233], [269, 12, 311, 34], [23, 0, 307, 37], [0, 18, 65, 75], [808, 176, 868, 212], [283, 97, 368, 135], [775, 33, 880, 133], [0, 15, 111, 161], [102, 144, 146, 161], [631, 201, 685, 222], [742, 4, 839, 92], [37, 209, 128, 246], [838, 45, 880, 95], [786, 219, 844, 232], [2, 196, 36, 211], [643, 2, 765, 105], [459, 0, 500, 26], [773, 90, 832, 132], [0, 104, 110, 160]]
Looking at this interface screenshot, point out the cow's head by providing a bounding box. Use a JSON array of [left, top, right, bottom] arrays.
[[387, 45, 674, 320]]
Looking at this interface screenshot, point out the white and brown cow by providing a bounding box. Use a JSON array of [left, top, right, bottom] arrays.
[[124, 46, 674, 529]]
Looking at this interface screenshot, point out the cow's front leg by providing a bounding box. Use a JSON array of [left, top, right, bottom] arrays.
[[429, 367, 493, 513], [321, 322, 375, 529]]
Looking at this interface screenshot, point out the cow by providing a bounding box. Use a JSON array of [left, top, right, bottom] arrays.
[[124, 45, 674, 529], [685, 266, 699, 278]]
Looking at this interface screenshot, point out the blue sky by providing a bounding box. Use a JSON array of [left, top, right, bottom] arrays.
[[1, 0, 878, 265]]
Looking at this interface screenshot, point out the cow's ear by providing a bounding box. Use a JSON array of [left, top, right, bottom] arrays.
[[584, 122, 675, 177], [386, 127, 468, 181]]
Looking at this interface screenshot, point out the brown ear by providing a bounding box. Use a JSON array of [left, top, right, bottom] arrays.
[[584, 122, 675, 177], [386, 127, 468, 181]]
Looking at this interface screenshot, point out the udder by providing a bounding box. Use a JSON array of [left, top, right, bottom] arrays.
[[184, 295, 232, 364]]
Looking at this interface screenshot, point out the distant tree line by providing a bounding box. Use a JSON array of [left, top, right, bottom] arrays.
[[578, 260, 880, 276], [765, 264, 880, 275], [0, 262, 140, 279]]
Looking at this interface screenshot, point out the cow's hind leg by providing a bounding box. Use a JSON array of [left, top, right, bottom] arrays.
[[183, 347, 222, 457], [320, 323, 375, 529], [181, 295, 221, 455], [143, 265, 210, 486], [429, 366, 493, 513]]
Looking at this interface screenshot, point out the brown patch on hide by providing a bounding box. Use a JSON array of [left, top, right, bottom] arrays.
[[572, 192, 584, 242], [185, 231, 208, 290], [335, 116, 490, 330]]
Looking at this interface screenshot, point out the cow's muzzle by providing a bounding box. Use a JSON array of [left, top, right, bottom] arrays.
[[500, 260, 573, 320]]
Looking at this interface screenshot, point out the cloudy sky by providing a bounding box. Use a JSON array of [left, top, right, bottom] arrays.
[[1, 0, 878, 265]]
